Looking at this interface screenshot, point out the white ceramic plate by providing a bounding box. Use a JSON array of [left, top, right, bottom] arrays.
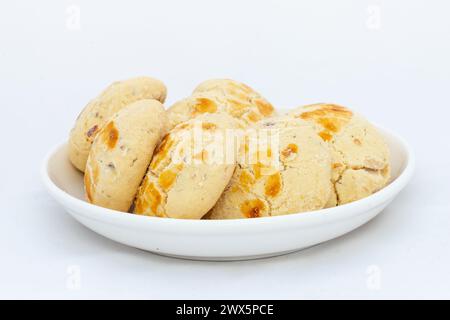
[[41, 127, 414, 261]]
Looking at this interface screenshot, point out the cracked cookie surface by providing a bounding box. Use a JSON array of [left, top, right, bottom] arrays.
[[84, 99, 168, 212], [207, 116, 332, 219], [134, 113, 238, 219], [288, 103, 391, 206], [69, 76, 167, 172], [167, 79, 275, 129]]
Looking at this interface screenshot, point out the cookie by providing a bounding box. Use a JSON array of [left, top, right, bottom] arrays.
[[288, 103, 390, 206], [134, 113, 238, 219], [84, 99, 168, 212], [207, 116, 332, 219], [69, 76, 167, 172], [167, 79, 275, 129]]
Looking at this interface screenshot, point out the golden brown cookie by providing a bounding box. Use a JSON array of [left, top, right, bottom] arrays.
[[167, 79, 275, 129], [69, 76, 167, 172], [134, 113, 238, 219], [84, 99, 168, 212], [288, 103, 390, 206], [208, 116, 332, 219]]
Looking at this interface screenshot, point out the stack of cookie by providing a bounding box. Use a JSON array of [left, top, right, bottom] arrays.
[[69, 76, 390, 219]]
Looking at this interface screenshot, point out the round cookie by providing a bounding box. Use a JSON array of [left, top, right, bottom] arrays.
[[167, 79, 275, 129], [288, 103, 390, 206], [84, 99, 168, 212], [69, 76, 167, 172], [134, 113, 238, 219], [207, 116, 332, 219]]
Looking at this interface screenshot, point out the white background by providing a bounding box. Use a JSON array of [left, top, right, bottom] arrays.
[[0, 0, 449, 299]]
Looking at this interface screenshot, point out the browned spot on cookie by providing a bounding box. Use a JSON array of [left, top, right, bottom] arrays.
[[86, 125, 99, 138], [84, 162, 100, 203], [253, 162, 263, 179], [239, 170, 255, 191], [231, 185, 240, 193], [303, 103, 353, 116], [244, 139, 250, 153], [177, 123, 192, 130], [101, 122, 119, 149], [353, 138, 362, 146], [318, 131, 333, 141], [251, 159, 277, 180], [156, 134, 172, 153], [240, 199, 266, 218], [227, 86, 251, 101], [254, 149, 272, 166], [135, 178, 162, 215], [150, 135, 175, 170], [332, 163, 343, 169], [146, 183, 162, 215], [246, 111, 262, 122], [265, 173, 281, 197], [194, 150, 208, 162], [193, 98, 217, 114], [134, 177, 149, 213], [317, 118, 339, 132], [202, 122, 217, 130], [224, 82, 253, 100], [281, 144, 299, 160], [227, 99, 250, 117], [299, 104, 352, 141], [159, 169, 178, 191], [254, 99, 274, 116]]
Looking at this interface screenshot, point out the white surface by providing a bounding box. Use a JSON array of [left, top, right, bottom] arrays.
[[41, 129, 413, 260], [0, 0, 449, 299]]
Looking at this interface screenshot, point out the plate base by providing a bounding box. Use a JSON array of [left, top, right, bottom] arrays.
[[146, 247, 313, 261]]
